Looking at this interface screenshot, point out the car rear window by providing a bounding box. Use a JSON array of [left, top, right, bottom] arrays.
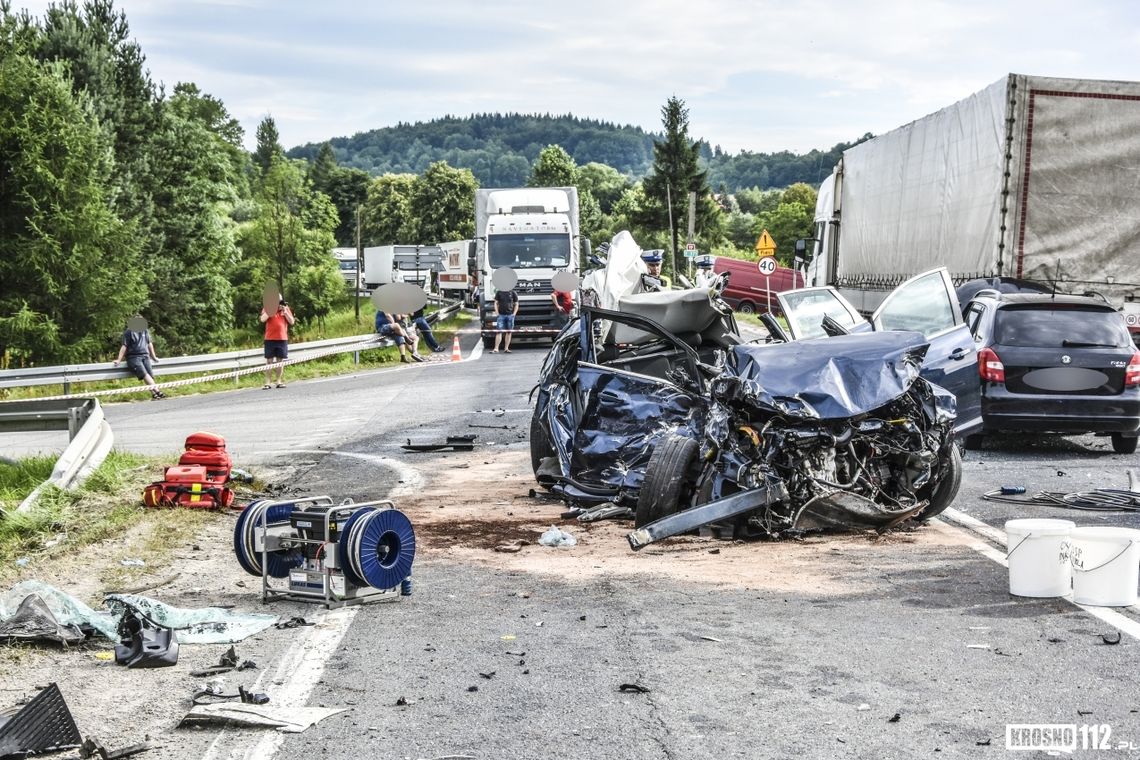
[[994, 306, 1131, 348]]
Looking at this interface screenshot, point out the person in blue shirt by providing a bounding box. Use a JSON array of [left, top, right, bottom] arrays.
[[375, 311, 422, 363]]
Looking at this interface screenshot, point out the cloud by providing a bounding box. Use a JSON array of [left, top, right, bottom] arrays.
[[10, 0, 1140, 154]]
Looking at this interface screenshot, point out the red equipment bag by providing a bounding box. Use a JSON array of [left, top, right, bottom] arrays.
[[184, 431, 226, 451], [141, 431, 236, 509], [143, 464, 234, 509], [178, 431, 232, 483]]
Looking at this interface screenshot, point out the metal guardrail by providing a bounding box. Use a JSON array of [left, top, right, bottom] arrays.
[[0, 398, 115, 512], [0, 398, 98, 438], [0, 301, 463, 394]]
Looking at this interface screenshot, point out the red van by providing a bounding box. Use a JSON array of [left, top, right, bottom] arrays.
[[712, 256, 804, 315]]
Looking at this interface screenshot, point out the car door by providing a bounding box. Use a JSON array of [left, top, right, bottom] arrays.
[[870, 269, 981, 436], [777, 269, 981, 436]]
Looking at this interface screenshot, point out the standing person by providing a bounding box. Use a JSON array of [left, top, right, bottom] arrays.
[[492, 283, 519, 353], [411, 307, 444, 352], [639, 250, 669, 291], [375, 310, 421, 363], [113, 317, 165, 399], [695, 256, 718, 288], [260, 297, 295, 388], [551, 287, 574, 327]]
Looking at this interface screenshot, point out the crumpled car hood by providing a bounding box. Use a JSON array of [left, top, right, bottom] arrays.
[[727, 331, 931, 419]]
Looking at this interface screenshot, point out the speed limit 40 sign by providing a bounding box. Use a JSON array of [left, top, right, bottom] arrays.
[[757, 256, 778, 276]]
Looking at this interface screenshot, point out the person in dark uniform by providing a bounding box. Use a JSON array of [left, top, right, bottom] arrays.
[[639, 250, 669, 291]]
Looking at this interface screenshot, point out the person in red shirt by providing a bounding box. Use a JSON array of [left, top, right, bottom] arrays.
[[551, 288, 574, 327], [259, 297, 295, 388]]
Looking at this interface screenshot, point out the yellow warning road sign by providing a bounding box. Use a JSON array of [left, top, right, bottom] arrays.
[[755, 230, 776, 257]]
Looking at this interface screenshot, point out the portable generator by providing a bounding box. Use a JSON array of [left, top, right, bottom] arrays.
[[232, 497, 415, 608]]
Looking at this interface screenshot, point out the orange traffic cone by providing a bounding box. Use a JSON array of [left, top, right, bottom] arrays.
[[451, 335, 462, 362]]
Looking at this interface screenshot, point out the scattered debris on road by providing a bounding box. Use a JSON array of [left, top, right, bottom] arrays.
[[78, 736, 152, 759], [1102, 631, 1122, 645], [618, 683, 650, 694], [0, 683, 82, 759], [403, 435, 477, 452], [178, 703, 346, 733], [538, 526, 576, 547]]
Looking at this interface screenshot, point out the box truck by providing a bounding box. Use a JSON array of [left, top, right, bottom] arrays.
[[437, 239, 476, 305]]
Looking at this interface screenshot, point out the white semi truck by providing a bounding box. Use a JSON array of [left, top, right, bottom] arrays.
[[474, 187, 586, 348], [807, 73, 1140, 313]]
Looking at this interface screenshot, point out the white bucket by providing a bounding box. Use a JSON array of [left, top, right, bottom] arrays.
[[1005, 519, 1075, 597], [1069, 526, 1140, 607]]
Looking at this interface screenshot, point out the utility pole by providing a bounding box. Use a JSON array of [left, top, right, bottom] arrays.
[[355, 204, 362, 323], [666, 184, 678, 279]]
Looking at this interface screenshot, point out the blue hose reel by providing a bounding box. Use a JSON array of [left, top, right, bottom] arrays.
[[232, 497, 415, 607]]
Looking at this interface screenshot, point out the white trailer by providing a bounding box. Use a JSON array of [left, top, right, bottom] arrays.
[[808, 74, 1140, 312]]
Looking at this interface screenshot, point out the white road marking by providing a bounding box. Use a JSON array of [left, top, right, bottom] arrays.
[[938, 507, 1140, 641], [199, 607, 359, 760], [467, 336, 484, 362]]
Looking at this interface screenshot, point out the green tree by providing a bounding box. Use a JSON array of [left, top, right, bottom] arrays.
[[641, 96, 721, 272], [410, 161, 478, 243], [308, 142, 338, 190], [306, 142, 370, 245], [360, 174, 416, 245], [528, 144, 578, 187], [754, 202, 814, 265], [145, 85, 248, 353], [734, 186, 780, 215], [578, 162, 630, 214], [254, 115, 282, 175], [0, 39, 144, 363], [235, 156, 340, 324], [781, 182, 817, 210], [724, 211, 758, 250]]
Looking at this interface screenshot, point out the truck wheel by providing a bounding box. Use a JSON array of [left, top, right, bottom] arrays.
[[737, 301, 756, 315], [1112, 433, 1138, 454], [635, 435, 699, 528], [529, 414, 555, 482], [482, 335, 495, 350], [963, 434, 984, 450], [916, 446, 962, 520]]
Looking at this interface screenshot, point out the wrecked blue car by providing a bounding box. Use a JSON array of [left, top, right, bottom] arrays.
[[530, 242, 965, 549]]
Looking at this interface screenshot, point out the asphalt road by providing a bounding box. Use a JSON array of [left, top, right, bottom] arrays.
[[4, 331, 1140, 758]]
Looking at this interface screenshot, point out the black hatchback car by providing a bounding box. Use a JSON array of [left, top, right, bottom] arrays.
[[962, 292, 1140, 453]]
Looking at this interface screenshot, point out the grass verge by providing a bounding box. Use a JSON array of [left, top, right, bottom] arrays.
[[0, 451, 222, 588]]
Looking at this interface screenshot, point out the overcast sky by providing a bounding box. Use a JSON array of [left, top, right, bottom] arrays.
[[13, 0, 1140, 155]]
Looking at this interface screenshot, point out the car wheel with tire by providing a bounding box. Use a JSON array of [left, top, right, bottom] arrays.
[[530, 413, 555, 482], [737, 301, 756, 315], [963, 433, 984, 450], [916, 445, 962, 520], [635, 435, 699, 528], [482, 334, 496, 350], [1111, 433, 1138, 454]]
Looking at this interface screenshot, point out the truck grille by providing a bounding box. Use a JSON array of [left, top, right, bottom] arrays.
[[515, 279, 552, 296]]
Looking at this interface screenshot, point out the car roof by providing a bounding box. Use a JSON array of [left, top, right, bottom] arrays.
[[975, 292, 1116, 310]]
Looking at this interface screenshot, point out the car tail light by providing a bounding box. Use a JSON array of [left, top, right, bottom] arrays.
[[1127, 349, 1140, 388], [978, 347, 1005, 383]]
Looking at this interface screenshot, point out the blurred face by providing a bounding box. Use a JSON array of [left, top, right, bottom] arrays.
[[646, 262, 662, 276]]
